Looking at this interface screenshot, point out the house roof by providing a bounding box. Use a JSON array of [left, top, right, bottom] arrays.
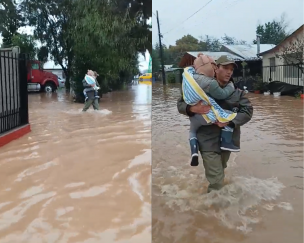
[[222, 44, 275, 60], [258, 24, 304, 56], [186, 51, 244, 61]]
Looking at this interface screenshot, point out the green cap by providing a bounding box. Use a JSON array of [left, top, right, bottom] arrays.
[[216, 55, 238, 68]]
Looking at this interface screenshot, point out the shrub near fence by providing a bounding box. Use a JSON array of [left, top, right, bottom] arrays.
[[167, 73, 176, 83]]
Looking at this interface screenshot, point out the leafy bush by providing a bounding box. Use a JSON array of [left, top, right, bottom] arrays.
[[167, 73, 176, 83], [253, 75, 269, 91]]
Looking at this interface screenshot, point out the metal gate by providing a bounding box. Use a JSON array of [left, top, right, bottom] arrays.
[[0, 48, 29, 135]]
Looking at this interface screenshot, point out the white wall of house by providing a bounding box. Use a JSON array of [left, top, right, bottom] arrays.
[[261, 27, 304, 86]]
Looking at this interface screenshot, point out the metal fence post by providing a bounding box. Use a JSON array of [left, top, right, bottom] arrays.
[[298, 66, 300, 87], [19, 53, 29, 125]]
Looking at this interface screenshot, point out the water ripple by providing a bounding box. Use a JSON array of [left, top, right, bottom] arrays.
[[0, 85, 151, 242], [152, 83, 303, 243]]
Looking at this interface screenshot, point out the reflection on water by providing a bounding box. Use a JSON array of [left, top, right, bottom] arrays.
[[0, 84, 151, 243], [152, 83, 303, 243]]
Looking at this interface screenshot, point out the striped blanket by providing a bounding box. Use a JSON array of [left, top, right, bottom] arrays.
[[85, 75, 99, 90], [182, 67, 237, 124]]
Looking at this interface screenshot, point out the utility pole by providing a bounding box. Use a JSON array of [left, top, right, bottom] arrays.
[[156, 11, 166, 84], [256, 34, 261, 56]]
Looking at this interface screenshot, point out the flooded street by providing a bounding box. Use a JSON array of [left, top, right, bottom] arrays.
[[152, 83, 303, 243], [0, 85, 151, 242]]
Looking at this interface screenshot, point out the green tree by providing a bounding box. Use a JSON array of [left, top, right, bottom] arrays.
[[152, 45, 160, 73], [19, 0, 151, 97], [163, 33, 249, 67], [167, 35, 201, 65], [153, 43, 173, 66], [201, 35, 222, 51], [253, 14, 289, 45], [221, 34, 247, 45], [121, 0, 152, 54], [163, 34, 221, 66], [70, 0, 146, 100], [37, 46, 49, 64], [162, 33, 250, 68], [20, 0, 74, 89], [0, 0, 25, 47], [162, 45, 175, 66], [11, 33, 36, 59]]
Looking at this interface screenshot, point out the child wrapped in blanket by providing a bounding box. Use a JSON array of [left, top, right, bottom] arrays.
[[83, 70, 100, 101], [182, 53, 240, 167]]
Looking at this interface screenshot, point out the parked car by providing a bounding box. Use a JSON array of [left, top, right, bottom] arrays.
[[138, 73, 152, 85], [57, 76, 66, 88]]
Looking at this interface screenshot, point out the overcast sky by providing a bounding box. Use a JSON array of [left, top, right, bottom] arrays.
[[152, 0, 303, 47]]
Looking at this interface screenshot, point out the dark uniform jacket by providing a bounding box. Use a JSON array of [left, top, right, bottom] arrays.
[[177, 88, 253, 152]]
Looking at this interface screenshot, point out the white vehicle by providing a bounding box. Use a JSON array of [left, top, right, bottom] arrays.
[[57, 76, 66, 88]]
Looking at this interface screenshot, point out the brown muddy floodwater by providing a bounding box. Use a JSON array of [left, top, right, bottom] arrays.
[[152, 83, 304, 243], [0, 84, 151, 243]]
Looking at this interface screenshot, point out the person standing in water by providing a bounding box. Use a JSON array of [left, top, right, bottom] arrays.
[[83, 71, 100, 102], [82, 70, 100, 112], [183, 53, 240, 168], [177, 56, 253, 193]]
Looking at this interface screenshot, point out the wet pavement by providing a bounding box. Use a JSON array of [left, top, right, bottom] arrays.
[[0, 84, 151, 242], [152, 83, 303, 243]]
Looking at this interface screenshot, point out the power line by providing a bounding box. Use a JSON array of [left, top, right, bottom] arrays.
[[190, 0, 240, 29], [163, 0, 214, 35], [162, 37, 169, 46], [163, 0, 243, 42]]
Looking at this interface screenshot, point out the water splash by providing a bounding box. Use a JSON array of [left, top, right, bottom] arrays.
[[159, 176, 289, 233], [63, 109, 112, 115]]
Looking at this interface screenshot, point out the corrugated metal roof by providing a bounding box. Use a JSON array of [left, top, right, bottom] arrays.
[[222, 44, 275, 60], [187, 51, 244, 61]]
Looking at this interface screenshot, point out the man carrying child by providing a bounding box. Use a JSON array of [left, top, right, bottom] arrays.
[[177, 55, 253, 193], [82, 70, 100, 112]]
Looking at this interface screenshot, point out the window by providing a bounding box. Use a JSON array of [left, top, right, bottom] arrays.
[[31, 63, 39, 70], [269, 57, 276, 72]]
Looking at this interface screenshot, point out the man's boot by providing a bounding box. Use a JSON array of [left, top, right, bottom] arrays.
[[190, 138, 199, 166], [220, 129, 240, 152]]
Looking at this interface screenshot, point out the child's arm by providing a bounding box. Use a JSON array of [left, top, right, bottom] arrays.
[[82, 79, 92, 88], [208, 80, 234, 100]]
